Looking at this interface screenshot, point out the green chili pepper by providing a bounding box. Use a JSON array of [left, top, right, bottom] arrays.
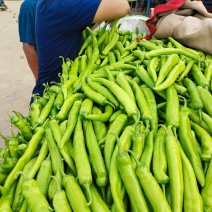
[[115, 41, 125, 55], [59, 56, 69, 83], [191, 64, 209, 89], [183, 77, 203, 122], [85, 44, 93, 61], [114, 133, 148, 212], [100, 55, 109, 67], [154, 60, 186, 91], [56, 93, 85, 121], [113, 49, 121, 61], [45, 126, 64, 201], [0, 181, 17, 212], [13, 141, 48, 211], [86, 27, 99, 67], [129, 150, 172, 212], [78, 36, 92, 56], [173, 82, 187, 96], [187, 107, 210, 133], [165, 85, 180, 137], [147, 56, 159, 82], [72, 60, 97, 93], [158, 55, 167, 69], [60, 100, 82, 148], [178, 98, 205, 187], [131, 123, 146, 168], [50, 176, 72, 212], [85, 104, 113, 122], [16, 171, 53, 212], [140, 130, 155, 170], [157, 109, 166, 122], [135, 65, 166, 100], [83, 119, 108, 191], [129, 80, 152, 129], [49, 119, 77, 176], [36, 154, 52, 198], [102, 31, 119, 56], [163, 125, 184, 212], [96, 62, 136, 74], [108, 51, 116, 65], [197, 86, 212, 117], [116, 71, 136, 104], [123, 33, 138, 52], [37, 96, 48, 107], [53, 88, 64, 110], [80, 98, 93, 118], [7, 110, 33, 141], [152, 126, 169, 190], [62, 174, 91, 211], [97, 30, 109, 47], [34, 92, 56, 127], [91, 106, 108, 143], [7, 124, 19, 159], [79, 54, 87, 74], [104, 113, 128, 172], [68, 56, 79, 79], [1, 154, 17, 175], [29, 94, 41, 127], [83, 183, 110, 212], [12, 157, 37, 212], [179, 145, 203, 212], [73, 116, 92, 206], [140, 84, 158, 132], [190, 121, 212, 161], [87, 76, 119, 108], [138, 39, 163, 51], [168, 37, 199, 56], [92, 77, 139, 122], [145, 47, 200, 61], [201, 158, 212, 212], [204, 62, 212, 84], [109, 125, 135, 212], [178, 58, 195, 81], [133, 49, 145, 62], [201, 110, 212, 134]]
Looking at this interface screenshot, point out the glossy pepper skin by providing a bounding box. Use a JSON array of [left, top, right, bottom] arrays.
[[164, 125, 184, 212], [180, 147, 203, 212], [152, 126, 169, 187], [7, 110, 33, 141], [178, 100, 205, 187], [201, 159, 212, 212], [116, 134, 148, 212], [14, 171, 52, 212], [130, 150, 172, 212]]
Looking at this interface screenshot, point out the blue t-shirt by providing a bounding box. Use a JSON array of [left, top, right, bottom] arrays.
[[33, 0, 101, 96], [18, 0, 37, 44]]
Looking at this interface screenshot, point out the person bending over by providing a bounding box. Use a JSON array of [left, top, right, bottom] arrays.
[[33, 0, 130, 97]]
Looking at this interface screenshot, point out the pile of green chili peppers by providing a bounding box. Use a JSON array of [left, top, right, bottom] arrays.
[[0, 20, 212, 212]]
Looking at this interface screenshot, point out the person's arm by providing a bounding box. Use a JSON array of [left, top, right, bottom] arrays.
[[93, 0, 130, 23], [23, 43, 38, 81]]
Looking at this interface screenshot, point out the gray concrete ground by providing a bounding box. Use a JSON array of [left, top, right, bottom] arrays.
[[0, 1, 146, 147]]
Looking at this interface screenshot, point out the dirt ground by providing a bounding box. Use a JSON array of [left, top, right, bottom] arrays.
[[0, 0, 34, 147]]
